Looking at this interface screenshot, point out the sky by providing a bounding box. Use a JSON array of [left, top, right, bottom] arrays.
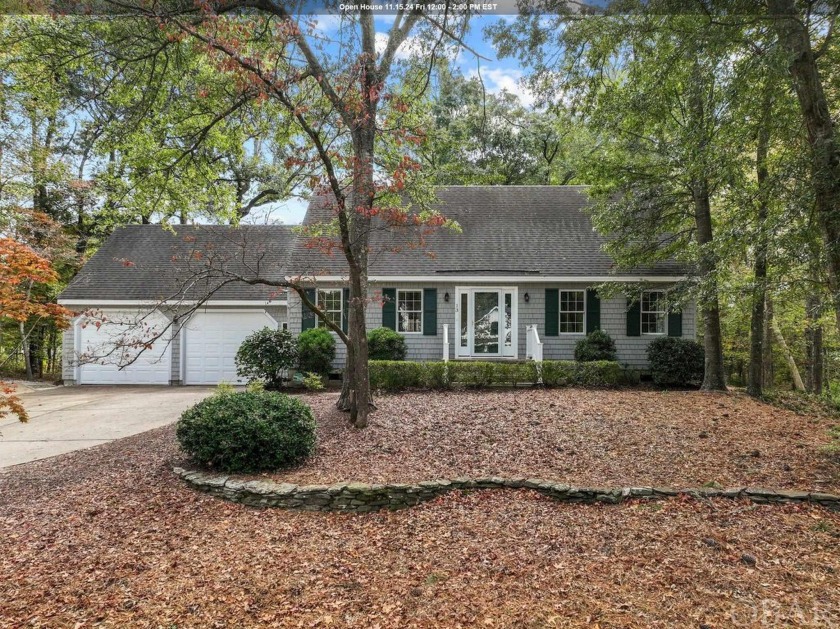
[[245, 13, 528, 226]]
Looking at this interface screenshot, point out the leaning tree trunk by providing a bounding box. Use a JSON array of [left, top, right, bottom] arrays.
[[770, 317, 805, 392], [769, 0, 840, 337], [748, 84, 773, 397]]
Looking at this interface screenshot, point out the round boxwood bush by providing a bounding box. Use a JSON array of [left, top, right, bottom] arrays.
[[297, 327, 336, 376], [176, 391, 316, 473], [646, 336, 705, 387], [235, 327, 298, 390], [367, 327, 407, 361], [574, 329, 617, 362]]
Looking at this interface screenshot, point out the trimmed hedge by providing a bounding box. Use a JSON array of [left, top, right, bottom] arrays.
[[176, 391, 316, 473], [368, 360, 633, 391]]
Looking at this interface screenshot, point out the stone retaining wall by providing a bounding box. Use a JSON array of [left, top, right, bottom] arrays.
[[173, 468, 840, 513]]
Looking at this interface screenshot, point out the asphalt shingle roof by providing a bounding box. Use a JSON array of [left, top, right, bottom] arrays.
[[60, 186, 684, 302], [286, 185, 684, 278], [60, 224, 294, 302]]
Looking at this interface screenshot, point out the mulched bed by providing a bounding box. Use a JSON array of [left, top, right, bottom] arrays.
[[261, 389, 840, 493], [2, 426, 840, 628]]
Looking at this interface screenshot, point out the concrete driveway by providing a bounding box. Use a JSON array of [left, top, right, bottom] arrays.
[[0, 386, 215, 469]]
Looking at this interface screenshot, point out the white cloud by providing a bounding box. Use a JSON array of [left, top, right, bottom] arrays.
[[468, 67, 536, 108], [305, 13, 344, 34]]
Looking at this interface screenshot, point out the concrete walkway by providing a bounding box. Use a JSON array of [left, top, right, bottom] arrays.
[[0, 386, 215, 469]]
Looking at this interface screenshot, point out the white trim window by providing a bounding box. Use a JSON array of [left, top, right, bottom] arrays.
[[559, 290, 585, 334], [641, 290, 666, 334], [397, 289, 423, 333], [317, 289, 343, 328]]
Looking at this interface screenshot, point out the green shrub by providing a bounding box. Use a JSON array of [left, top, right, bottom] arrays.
[[302, 372, 325, 391], [575, 360, 625, 386], [646, 336, 705, 387], [235, 327, 298, 390], [366, 359, 633, 392], [538, 360, 577, 387], [450, 361, 497, 388], [176, 391, 316, 473], [574, 330, 617, 362], [369, 360, 427, 390], [491, 362, 533, 387], [424, 362, 451, 389], [367, 327, 407, 361], [297, 327, 336, 376]]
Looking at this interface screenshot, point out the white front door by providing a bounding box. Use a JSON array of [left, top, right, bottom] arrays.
[[455, 288, 517, 358]]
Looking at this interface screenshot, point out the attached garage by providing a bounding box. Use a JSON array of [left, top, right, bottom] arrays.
[[182, 310, 278, 385], [75, 310, 172, 385]]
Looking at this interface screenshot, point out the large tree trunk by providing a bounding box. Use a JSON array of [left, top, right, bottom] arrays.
[[747, 84, 773, 397], [687, 61, 726, 391], [769, 0, 840, 336], [805, 290, 823, 394], [693, 179, 727, 391], [763, 295, 775, 387], [770, 317, 805, 391], [337, 10, 377, 428]]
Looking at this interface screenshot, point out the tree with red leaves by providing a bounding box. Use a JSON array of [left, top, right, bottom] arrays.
[[57, 2, 475, 427], [0, 217, 73, 421]]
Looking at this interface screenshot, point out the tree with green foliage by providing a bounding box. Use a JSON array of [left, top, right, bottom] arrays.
[[492, 10, 740, 390], [18, 6, 474, 426]]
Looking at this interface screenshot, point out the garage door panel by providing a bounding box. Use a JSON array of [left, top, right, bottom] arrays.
[[184, 311, 275, 385], [77, 310, 172, 385]]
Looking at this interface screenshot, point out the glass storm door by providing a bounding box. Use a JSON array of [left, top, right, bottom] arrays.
[[456, 288, 517, 358]]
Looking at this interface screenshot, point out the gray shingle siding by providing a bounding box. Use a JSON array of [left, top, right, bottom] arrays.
[[288, 282, 695, 370]]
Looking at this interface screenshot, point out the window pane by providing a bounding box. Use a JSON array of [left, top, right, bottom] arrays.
[[560, 312, 584, 334], [559, 291, 584, 333], [398, 290, 422, 333], [504, 293, 512, 346], [641, 291, 666, 334], [460, 293, 468, 347], [317, 289, 342, 328]]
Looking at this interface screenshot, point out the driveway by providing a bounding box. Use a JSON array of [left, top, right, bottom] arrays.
[[0, 386, 215, 469]]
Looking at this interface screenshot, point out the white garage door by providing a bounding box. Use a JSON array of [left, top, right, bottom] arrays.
[[183, 310, 277, 385], [77, 310, 172, 385]]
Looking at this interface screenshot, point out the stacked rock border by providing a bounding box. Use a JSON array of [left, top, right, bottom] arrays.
[[174, 468, 840, 513]]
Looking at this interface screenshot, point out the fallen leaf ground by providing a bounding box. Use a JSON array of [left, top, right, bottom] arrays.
[[2, 389, 840, 628], [263, 389, 840, 492]]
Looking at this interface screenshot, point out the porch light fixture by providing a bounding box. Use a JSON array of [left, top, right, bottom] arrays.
[[444, 292, 450, 302], [524, 292, 530, 303]]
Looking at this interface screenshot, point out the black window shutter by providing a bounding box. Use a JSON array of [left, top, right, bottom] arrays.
[[342, 288, 350, 333], [668, 310, 683, 337], [302, 288, 316, 330], [585, 288, 601, 334], [382, 288, 396, 330], [626, 298, 641, 337], [545, 289, 559, 336], [423, 288, 437, 336]]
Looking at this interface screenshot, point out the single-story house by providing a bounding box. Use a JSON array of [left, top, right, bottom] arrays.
[[58, 185, 694, 385]]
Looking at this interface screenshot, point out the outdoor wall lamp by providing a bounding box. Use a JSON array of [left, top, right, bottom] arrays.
[[444, 292, 450, 302], [524, 292, 530, 303]]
